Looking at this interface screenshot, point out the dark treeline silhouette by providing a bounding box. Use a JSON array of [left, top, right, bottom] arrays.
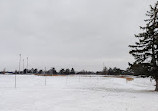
[[10, 67, 94, 75], [11, 67, 76, 75], [100, 66, 133, 75], [76, 70, 95, 75], [0, 66, 133, 76], [0, 66, 134, 75]]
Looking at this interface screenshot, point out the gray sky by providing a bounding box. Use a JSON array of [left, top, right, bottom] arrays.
[[0, 0, 156, 71]]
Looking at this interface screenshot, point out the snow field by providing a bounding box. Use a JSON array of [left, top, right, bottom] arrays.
[[0, 75, 158, 111]]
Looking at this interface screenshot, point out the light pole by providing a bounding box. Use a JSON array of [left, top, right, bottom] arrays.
[[26, 57, 28, 74], [19, 54, 21, 74], [15, 54, 21, 88], [45, 67, 47, 86], [23, 59, 24, 74]]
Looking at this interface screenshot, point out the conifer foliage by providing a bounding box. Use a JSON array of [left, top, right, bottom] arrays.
[[129, 2, 158, 91]]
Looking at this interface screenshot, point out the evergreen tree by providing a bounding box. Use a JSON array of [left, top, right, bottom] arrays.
[[38, 70, 43, 74], [102, 66, 108, 75], [23, 69, 28, 74], [108, 68, 114, 75], [33, 69, 38, 74], [48, 67, 57, 75], [129, 2, 158, 91], [70, 68, 75, 74], [59, 69, 65, 75], [65, 69, 70, 75], [113, 67, 122, 75]]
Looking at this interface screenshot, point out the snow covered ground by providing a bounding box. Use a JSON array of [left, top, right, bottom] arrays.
[[0, 74, 158, 111]]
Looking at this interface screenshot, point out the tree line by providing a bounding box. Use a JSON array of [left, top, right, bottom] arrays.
[[13, 67, 76, 75], [0, 66, 132, 75], [99, 67, 133, 75]]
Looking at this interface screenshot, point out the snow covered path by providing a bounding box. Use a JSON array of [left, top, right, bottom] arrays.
[[0, 75, 158, 111]]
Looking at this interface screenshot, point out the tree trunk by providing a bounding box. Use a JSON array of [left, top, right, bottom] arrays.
[[155, 78, 158, 91]]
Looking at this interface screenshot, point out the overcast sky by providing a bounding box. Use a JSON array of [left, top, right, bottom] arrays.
[[0, 0, 157, 71]]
